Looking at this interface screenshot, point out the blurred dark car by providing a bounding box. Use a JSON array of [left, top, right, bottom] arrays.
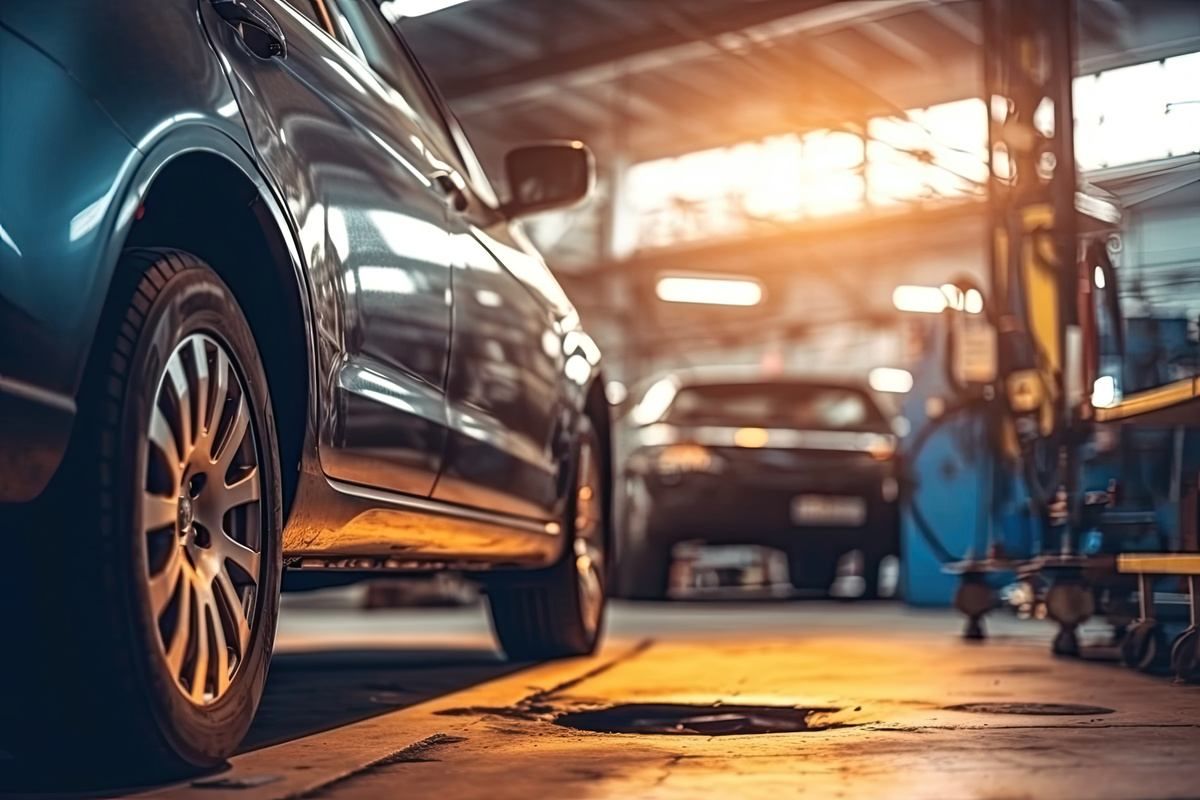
[[616, 376, 899, 599]]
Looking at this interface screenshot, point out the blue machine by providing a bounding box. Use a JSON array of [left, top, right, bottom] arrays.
[[899, 301, 1200, 654], [898, 314, 1040, 607]]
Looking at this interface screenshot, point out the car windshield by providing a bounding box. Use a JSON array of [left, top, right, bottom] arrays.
[[663, 382, 888, 432]]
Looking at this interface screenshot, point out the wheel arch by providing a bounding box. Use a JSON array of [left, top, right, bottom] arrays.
[[118, 146, 315, 519]]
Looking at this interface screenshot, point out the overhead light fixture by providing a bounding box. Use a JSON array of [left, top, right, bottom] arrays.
[[656, 275, 764, 306], [379, 0, 471, 21], [869, 367, 914, 394], [940, 284, 985, 314], [893, 285, 947, 314], [893, 284, 983, 314]]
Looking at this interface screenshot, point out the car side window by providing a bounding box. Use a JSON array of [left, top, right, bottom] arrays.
[[323, 0, 460, 160]]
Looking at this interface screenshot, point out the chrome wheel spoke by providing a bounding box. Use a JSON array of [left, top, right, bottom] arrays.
[[215, 570, 252, 655], [191, 336, 212, 441], [220, 468, 261, 516], [211, 605, 232, 697], [205, 349, 231, 461], [164, 357, 193, 456], [216, 529, 261, 578], [142, 333, 263, 706], [148, 545, 183, 616], [189, 605, 211, 703], [143, 491, 178, 534], [149, 406, 182, 478], [214, 396, 251, 471], [164, 574, 193, 675]]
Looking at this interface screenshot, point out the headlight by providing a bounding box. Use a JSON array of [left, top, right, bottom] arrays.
[[654, 444, 723, 475]]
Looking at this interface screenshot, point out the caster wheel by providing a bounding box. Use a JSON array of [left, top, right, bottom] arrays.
[[1170, 628, 1200, 682], [1045, 583, 1095, 629], [955, 580, 995, 641], [1121, 620, 1167, 672], [1052, 627, 1080, 657]]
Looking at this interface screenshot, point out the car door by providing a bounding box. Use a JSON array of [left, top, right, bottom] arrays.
[[433, 219, 575, 521], [201, 0, 460, 497], [409, 121, 577, 521]]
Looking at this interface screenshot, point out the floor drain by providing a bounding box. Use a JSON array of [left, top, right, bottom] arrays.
[[555, 703, 854, 735], [945, 702, 1115, 715]]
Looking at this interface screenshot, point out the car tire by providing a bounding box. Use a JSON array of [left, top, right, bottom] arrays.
[[0, 249, 283, 779], [860, 551, 884, 600], [617, 538, 672, 600], [787, 548, 838, 593], [488, 420, 607, 660]]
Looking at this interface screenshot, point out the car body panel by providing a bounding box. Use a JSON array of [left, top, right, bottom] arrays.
[[202, 0, 454, 499], [432, 224, 572, 520], [0, 3, 275, 501], [1, 0, 607, 572]]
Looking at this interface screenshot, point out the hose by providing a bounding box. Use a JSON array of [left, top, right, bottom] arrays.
[[898, 397, 991, 565]]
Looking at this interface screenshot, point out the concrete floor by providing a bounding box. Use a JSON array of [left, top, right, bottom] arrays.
[[92, 598, 1197, 800]]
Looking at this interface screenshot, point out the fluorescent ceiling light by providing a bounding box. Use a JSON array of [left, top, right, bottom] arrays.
[[893, 284, 983, 314], [892, 285, 947, 314], [869, 367, 914, 394], [380, 0, 470, 21], [656, 276, 763, 306]]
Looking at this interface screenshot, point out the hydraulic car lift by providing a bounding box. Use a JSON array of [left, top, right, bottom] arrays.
[[935, 0, 1200, 676]]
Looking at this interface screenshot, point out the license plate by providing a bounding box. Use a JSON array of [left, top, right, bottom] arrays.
[[790, 495, 866, 527]]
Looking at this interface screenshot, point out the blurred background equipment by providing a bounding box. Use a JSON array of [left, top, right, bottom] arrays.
[[392, 0, 1200, 631]]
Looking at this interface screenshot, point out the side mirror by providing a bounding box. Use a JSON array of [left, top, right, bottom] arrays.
[[501, 141, 594, 219]]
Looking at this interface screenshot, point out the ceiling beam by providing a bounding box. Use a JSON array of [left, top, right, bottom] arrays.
[[429, 13, 542, 59], [441, 0, 935, 110], [857, 20, 939, 69], [922, 1, 982, 46]]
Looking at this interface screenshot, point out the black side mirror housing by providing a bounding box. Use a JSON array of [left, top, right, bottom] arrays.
[[501, 141, 594, 219]]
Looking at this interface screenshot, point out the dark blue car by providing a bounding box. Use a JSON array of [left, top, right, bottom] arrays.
[[0, 0, 611, 773]]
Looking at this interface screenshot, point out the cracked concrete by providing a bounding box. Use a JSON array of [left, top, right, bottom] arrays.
[[132, 603, 1200, 799]]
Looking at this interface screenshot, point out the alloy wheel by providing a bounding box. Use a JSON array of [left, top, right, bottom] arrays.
[[140, 333, 263, 705], [573, 439, 605, 637]]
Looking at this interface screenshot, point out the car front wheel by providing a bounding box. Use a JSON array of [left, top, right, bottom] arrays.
[[0, 250, 283, 778]]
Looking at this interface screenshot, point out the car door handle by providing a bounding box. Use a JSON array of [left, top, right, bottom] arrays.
[[433, 172, 469, 213], [211, 0, 287, 59]]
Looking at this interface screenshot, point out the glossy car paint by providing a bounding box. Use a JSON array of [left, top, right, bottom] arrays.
[[204, 0, 455, 498], [0, 0, 607, 571]]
